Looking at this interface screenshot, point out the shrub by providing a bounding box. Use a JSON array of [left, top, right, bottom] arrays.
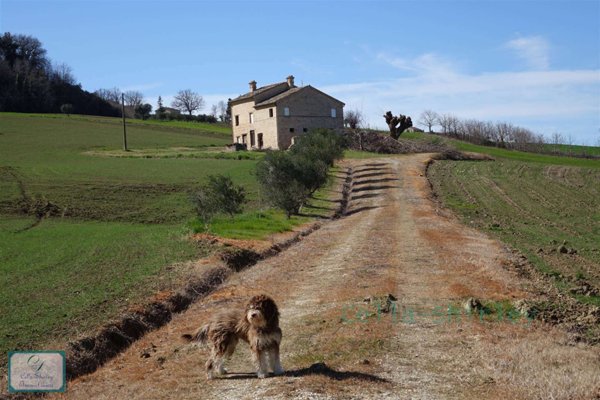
[[255, 129, 346, 218], [134, 103, 152, 120], [290, 128, 346, 167], [256, 151, 310, 218], [60, 103, 73, 116], [192, 175, 246, 229], [292, 154, 329, 194]]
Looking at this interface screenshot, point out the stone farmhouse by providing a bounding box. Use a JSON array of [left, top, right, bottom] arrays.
[[229, 75, 345, 150]]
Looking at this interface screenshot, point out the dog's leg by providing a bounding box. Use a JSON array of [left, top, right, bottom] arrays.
[[206, 357, 215, 380], [206, 347, 224, 379], [215, 357, 225, 376], [269, 344, 284, 375], [219, 337, 238, 375], [252, 349, 269, 378]]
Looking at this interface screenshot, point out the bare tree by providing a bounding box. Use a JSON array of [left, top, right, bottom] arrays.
[[511, 126, 536, 150], [210, 104, 218, 118], [51, 62, 76, 85], [123, 90, 144, 108], [344, 109, 364, 129], [495, 122, 514, 147], [550, 132, 565, 153], [418, 110, 439, 133], [448, 115, 460, 137], [383, 111, 412, 140], [172, 89, 204, 116], [438, 114, 459, 136], [217, 100, 228, 122], [95, 87, 122, 103]]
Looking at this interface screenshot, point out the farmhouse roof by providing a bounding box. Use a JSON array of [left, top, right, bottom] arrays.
[[230, 76, 344, 108], [254, 85, 345, 107], [254, 86, 303, 106], [230, 81, 286, 103]]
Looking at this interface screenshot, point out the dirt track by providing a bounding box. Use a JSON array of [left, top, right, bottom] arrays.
[[55, 154, 600, 400]]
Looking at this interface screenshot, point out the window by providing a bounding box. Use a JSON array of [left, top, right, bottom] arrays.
[[284, 107, 290, 116], [257, 133, 263, 149], [330, 108, 337, 118], [269, 108, 274, 118], [242, 134, 247, 144], [249, 113, 254, 123], [289, 128, 295, 133], [236, 136, 240, 143], [235, 115, 239, 126], [250, 130, 255, 147], [303, 128, 308, 133]]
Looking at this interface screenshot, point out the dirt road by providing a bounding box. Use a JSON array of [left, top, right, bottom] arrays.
[[56, 154, 600, 399]]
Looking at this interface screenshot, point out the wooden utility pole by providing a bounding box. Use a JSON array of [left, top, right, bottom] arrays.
[[121, 93, 128, 151]]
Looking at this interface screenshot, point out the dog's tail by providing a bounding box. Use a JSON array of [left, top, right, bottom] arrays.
[[181, 324, 209, 344]]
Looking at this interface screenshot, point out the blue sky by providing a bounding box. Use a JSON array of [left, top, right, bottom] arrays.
[[1, 0, 599, 144]]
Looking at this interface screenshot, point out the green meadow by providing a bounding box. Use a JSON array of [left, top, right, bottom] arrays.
[[428, 148, 600, 312], [0, 113, 271, 360], [0, 113, 344, 360], [451, 140, 600, 168]]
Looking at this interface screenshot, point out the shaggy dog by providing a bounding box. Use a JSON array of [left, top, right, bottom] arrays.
[[182, 294, 284, 379]]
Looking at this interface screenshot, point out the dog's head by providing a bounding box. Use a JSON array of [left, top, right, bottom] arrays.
[[245, 295, 279, 330]]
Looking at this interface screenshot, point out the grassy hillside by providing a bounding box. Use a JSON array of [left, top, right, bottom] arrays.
[[1, 112, 232, 136], [0, 112, 343, 361], [400, 131, 600, 168], [542, 143, 600, 157], [451, 140, 600, 168], [0, 113, 251, 359], [0, 217, 201, 354], [428, 157, 600, 310], [0, 113, 253, 223]]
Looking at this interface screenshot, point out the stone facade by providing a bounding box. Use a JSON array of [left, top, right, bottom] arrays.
[[229, 76, 344, 150]]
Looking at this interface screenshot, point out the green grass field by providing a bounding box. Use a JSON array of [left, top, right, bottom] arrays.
[[451, 140, 600, 168], [428, 158, 600, 308], [0, 113, 257, 223], [0, 112, 232, 136], [0, 217, 205, 356], [542, 143, 600, 157], [0, 112, 347, 362], [0, 113, 262, 360]]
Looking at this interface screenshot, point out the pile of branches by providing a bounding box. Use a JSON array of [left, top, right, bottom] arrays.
[[345, 130, 448, 154]]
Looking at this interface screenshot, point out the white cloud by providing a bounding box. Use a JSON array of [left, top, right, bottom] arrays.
[[323, 51, 600, 142], [376, 52, 459, 81], [505, 36, 550, 70]]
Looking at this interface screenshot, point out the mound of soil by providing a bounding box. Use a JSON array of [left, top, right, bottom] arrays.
[[66, 265, 230, 379]]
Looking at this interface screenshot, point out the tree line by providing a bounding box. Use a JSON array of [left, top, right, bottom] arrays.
[[0, 32, 119, 116], [1, 32, 227, 124], [417, 110, 595, 156], [94, 88, 230, 123]]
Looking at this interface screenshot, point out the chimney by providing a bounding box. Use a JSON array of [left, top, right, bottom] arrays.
[[286, 75, 295, 87], [249, 80, 257, 92]]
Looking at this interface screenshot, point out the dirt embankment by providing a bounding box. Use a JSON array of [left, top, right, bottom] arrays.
[[46, 154, 600, 400]]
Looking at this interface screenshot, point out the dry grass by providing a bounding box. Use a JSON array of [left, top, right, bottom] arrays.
[[484, 328, 600, 399]]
